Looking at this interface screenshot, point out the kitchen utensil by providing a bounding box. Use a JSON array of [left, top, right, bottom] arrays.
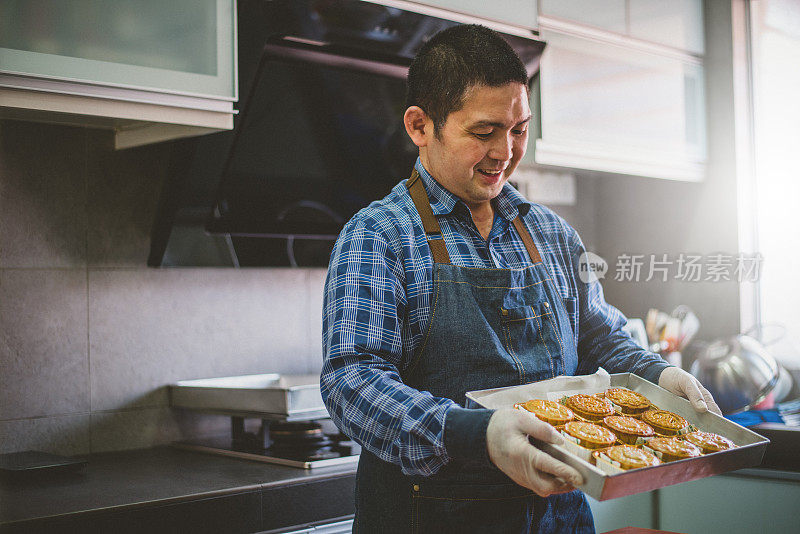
[[671, 305, 700, 351], [771, 365, 794, 404], [690, 335, 780, 414]]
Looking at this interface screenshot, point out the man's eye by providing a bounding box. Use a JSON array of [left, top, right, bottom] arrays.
[[512, 129, 528, 136], [474, 132, 492, 139]]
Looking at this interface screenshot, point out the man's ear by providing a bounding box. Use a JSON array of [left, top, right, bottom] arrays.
[[403, 106, 431, 148]]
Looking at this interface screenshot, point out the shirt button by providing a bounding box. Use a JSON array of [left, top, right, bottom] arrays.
[[544, 302, 550, 308], [413, 484, 420, 492]]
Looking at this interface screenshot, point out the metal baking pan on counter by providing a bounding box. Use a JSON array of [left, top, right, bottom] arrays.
[[466, 371, 769, 501], [170, 374, 328, 421]]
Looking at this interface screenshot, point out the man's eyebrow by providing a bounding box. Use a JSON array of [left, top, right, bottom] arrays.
[[468, 116, 532, 129]]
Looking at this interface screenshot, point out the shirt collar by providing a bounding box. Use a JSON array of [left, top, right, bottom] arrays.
[[414, 157, 531, 221]]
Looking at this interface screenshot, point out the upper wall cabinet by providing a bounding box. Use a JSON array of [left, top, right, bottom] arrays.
[[529, 0, 706, 181], [540, 0, 704, 54], [629, 0, 705, 54], [540, 0, 627, 34], [0, 0, 236, 149], [372, 0, 538, 32]]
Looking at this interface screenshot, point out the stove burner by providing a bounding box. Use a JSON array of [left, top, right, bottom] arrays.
[[173, 416, 360, 468], [269, 420, 324, 437], [226, 417, 359, 462]]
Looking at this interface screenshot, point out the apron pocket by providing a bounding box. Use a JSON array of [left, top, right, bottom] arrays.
[[411, 481, 533, 534], [500, 303, 560, 381]]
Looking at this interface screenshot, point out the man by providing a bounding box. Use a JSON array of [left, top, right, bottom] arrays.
[[321, 24, 719, 533]]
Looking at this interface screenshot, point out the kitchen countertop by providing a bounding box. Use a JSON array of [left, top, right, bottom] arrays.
[[1, 445, 797, 533], [0, 446, 357, 533]]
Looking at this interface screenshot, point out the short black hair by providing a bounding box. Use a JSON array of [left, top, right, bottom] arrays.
[[406, 24, 528, 135]]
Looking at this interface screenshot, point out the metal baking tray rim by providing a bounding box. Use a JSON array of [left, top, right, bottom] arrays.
[[173, 374, 321, 390], [466, 372, 770, 500], [170, 373, 326, 420]]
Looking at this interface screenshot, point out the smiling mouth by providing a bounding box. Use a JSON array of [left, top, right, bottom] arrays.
[[477, 168, 504, 179]]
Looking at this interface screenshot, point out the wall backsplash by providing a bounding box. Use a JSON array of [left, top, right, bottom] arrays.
[[0, 120, 327, 456]]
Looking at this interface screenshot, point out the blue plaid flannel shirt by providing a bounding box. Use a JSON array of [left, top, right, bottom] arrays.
[[321, 158, 669, 476]]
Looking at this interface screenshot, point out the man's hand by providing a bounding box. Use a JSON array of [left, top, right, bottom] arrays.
[[658, 367, 722, 415], [486, 408, 583, 497]]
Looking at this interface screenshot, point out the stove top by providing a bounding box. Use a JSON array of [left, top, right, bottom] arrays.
[[173, 417, 360, 469]]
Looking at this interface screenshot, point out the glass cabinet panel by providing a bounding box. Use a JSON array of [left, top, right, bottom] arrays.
[[410, 0, 538, 30], [540, 0, 627, 33], [629, 0, 705, 54], [534, 30, 705, 170], [0, 0, 235, 99]]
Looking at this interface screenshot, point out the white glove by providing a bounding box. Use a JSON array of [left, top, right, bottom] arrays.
[[486, 408, 583, 497], [658, 366, 722, 415]]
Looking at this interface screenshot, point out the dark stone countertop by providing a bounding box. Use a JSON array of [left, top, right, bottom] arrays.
[[1, 443, 796, 533], [0, 446, 357, 533]]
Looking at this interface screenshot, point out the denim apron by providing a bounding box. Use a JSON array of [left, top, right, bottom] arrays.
[[353, 171, 595, 533]]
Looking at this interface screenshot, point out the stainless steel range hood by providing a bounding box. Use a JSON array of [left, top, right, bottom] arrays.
[[148, 0, 545, 267]]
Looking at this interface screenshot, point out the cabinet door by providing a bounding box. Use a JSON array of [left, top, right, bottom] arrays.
[[0, 0, 235, 100], [532, 29, 705, 181], [629, 0, 705, 54], [659, 474, 800, 533], [587, 492, 654, 533], [407, 0, 538, 30], [539, 0, 626, 33]]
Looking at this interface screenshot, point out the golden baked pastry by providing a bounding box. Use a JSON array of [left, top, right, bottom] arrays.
[[644, 437, 701, 462], [603, 415, 655, 444], [514, 399, 575, 426], [564, 394, 615, 421], [605, 387, 651, 415], [640, 409, 689, 436], [594, 445, 661, 470], [563, 421, 617, 449], [684, 431, 735, 454]]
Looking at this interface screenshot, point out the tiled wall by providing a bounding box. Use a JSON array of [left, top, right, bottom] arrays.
[[0, 120, 327, 456]]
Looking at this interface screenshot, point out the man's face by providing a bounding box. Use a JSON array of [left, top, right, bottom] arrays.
[[420, 82, 530, 211]]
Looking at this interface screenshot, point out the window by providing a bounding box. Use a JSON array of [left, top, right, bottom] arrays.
[[749, 0, 800, 365]]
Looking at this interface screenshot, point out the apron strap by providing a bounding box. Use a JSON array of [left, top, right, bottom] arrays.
[[512, 217, 542, 264], [407, 170, 452, 264], [407, 168, 543, 265]]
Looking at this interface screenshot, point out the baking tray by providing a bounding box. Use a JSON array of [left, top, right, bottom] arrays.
[[170, 374, 328, 421], [466, 372, 769, 501]]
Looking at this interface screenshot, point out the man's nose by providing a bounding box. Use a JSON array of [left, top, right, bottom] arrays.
[[488, 133, 513, 161]]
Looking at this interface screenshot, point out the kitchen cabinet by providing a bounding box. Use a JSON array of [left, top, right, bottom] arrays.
[[658, 471, 800, 533], [588, 492, 655, 532], [0, 0, 236, 149], [525, 26, 706, 181], [539, 0, 704, 54], [629, 0, 705, 54], [526, 0, 706, 180], [588, 470, 800, 532], [540, 0, 627, 34], [368, 0, 538, 32]]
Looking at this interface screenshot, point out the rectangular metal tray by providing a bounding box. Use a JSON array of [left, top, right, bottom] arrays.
[[466, 373, 769, 501], [170, 374, 328, 421]]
